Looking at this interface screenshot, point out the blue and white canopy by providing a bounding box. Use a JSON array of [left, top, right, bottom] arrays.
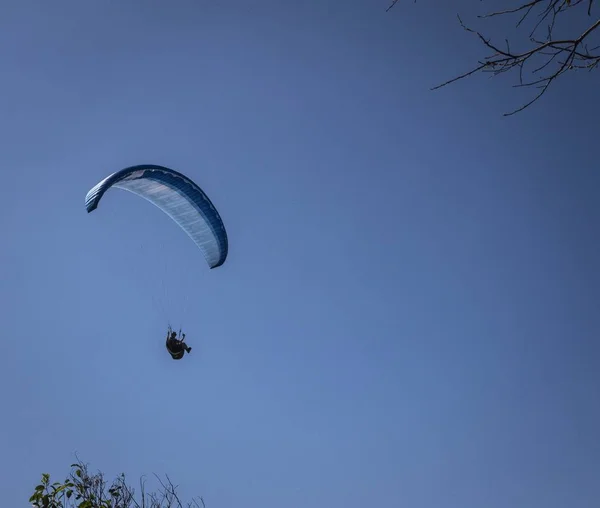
[[85, 164, 228, 269]]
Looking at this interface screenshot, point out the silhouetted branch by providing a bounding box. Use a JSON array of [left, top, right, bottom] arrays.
[[387, 0, 600, 115]]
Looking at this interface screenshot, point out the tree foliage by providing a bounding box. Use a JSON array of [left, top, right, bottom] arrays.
[[29, 460, 206, 508], [387, 0, 600, 115]]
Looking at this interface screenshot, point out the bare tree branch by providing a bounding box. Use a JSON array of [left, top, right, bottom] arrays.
[[387, 0, 600, 115], [386, 0, 400, 13]]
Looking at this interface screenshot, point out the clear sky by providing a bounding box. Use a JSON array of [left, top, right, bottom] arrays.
[[1, 1, 599, 507]]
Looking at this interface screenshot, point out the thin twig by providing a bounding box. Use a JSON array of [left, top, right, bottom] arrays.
[[388, 0, 599, 115]]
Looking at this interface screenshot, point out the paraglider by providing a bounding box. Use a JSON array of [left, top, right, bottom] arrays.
[[85, 164, 228, 268], [165, 326, 192, 360], [85, 164, 228, 360]]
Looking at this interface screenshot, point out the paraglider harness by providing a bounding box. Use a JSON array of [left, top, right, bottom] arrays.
[[166, 326, 192, 360]]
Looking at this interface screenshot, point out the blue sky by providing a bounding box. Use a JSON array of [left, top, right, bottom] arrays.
[[1, 1, 599, 507]]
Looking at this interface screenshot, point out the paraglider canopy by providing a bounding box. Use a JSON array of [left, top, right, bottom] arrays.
[[85, 164, 228, 269]]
